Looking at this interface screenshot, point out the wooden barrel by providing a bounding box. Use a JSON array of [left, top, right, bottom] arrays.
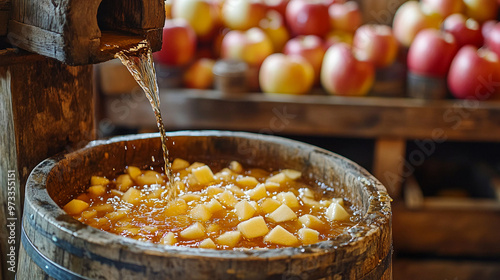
[[17, 131, 392, 280]]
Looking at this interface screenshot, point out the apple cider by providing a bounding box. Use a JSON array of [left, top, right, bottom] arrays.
[[64, 159, 357, 249]]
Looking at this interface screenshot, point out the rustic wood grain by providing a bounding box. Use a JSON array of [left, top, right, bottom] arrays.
[[393, 201, 500, 257], [0, 0, 10, 36], [0, 54, 95, 280], [373, 138, 406, 198], [103, 89, 500, 142], [17, 132, 392, 279], [7, 0, 164, 65]]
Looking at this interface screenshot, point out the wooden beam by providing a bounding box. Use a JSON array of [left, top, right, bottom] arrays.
[[0, 54, 95, 280], [373, 138, 407, 198]]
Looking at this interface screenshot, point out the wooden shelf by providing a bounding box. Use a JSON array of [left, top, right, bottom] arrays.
[[103, 88, 500, 142]]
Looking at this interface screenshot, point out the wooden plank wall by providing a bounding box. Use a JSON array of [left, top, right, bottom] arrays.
[[0, 53, 95, 280]]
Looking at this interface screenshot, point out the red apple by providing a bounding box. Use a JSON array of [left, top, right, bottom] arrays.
[[184, 58, 216, 89], [353, 24, 398, 68], [154, 19, 197, 66], [259, 53, 314, 94], [283, 35, 325, 83], [485, 22, 500, 57], [286, 0, 330, 37], [222, 0, 268, 30], [407, 29, 458, 77], [443, 13, 483, 48], [172, 0, 219, 39], [420, 0, 463, 18], [221, 27, 274, 66], [324, 30, 354, 48], [328, 1, 362, 33], [448, 46, 500, 99], [263, 0, 290, 18], [259, 10, 290, 52], [463, 0, 498, 24], [482, 20, 497, 39], [392, 1, 442, 47], [321, 43, 375, 96]]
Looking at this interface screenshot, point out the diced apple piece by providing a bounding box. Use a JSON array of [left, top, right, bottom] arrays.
[[325, 202, 350, 221], [91, 176, 109, 186], [126, 166, 142, 180], [187, 162, 205, 172], [276, 191, 300, 208], [88, 185, 106, 196], [206, 186, 224, 197], [76, 193, 90, 203], [146, 188, 163, 199], [299, 214, 325, 230], [266, 173, 287, 184], [207, 224, 220, 233], [90, 204, 114, 213], [247, 184, 267, 200], [263, 182, 281, 191], [268, 204, 297, 223], [64, 199, 89, 215], [301, 197, 322, 209], [282, 169, 301, 180], [192, 165, 215, 185], [299, 188, 315, 199], [160, 232, 177, 245], [189, 204, 212, 222], [174, 181, 186, 192], [217, 190, 238, 208], [236, 176, 259, 189], [180, 222, 206, 239], [216, 231, 241, 248], [105, 210, 129, 222], [115, 174, 134, 192], [164, 199, 188, 216], [228, 185, 245, 197], [229, 161, 243, 173], [110, 189, 124, 197], [298, 228, 319, 245], [260, 198, 281, 214], [237, 216, 269, 239], [234, 201, 256, 221], [179, 193, 202, 202], [121, 187, 142, 204], [80, 209, 97, 219], [264, 225, 298, 246], [205, 198, 224, 213], [248, 201, 258, 212], [199, 238, 217, 249], [141, 226, 158, 233], [172, 158, 190, 171], [136, 170, 164, 185]]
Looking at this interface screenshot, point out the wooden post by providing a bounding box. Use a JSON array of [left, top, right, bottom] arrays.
[[373, 138, 407, 198], [0, 52, 95, 280]]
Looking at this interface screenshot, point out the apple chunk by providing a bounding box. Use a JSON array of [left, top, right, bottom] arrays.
[[63, 199, 89, 215], [235, 200, 256, 221], [189, 204, 212, 222], [216, 231, 241, 248], [237, 216, 269, 239], [298, 228, 319, 245], [268, 204, 297, 223], [180, 222, 206, 240], [192, 165, 216, 184], [264, 225, 298, 246], [298, 214, 325, 230], [325, 202, 350, 221]]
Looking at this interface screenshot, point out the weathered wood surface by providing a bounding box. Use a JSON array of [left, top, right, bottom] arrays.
[[0, 0, 11, 36], [7, 0, 164, 65], [373, 138, 406, 198], [18, 132, 392, 280], [0, 54, 94, 280], [102, 89, 500, 142], [393, 201, 500, 257]]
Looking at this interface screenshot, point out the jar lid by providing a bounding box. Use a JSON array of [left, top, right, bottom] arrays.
[[212, 59, 249, 77]]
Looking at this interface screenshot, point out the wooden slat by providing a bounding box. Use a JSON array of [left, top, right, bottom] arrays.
[[0, 0, 11, 36], [0, 55, 95, 280], [103, 89, 500, 142], [373, 138, 406, 198]]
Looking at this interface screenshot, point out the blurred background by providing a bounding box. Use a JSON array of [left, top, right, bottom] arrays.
[[93, 0, 500, 279]]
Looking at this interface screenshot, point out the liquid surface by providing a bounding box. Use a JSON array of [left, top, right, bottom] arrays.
[[64, 159, 357, 250], [115, 43, 175, 197]]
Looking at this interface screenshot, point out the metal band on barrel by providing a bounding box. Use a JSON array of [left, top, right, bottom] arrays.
[[20, 224, 90, 280]]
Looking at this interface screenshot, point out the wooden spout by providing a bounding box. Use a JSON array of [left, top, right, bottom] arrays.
[[7, 0, 164, 65]]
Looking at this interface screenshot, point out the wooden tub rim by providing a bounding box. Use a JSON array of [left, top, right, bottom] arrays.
[[24, 130, 391, 261]]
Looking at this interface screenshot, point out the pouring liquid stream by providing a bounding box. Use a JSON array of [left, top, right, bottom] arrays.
[[115, 41, 176, 199]]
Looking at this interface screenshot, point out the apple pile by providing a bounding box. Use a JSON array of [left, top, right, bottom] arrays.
[[396, 0, 500, 100], [153, 0, 500, 100], [154, 0, 400, 96]]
